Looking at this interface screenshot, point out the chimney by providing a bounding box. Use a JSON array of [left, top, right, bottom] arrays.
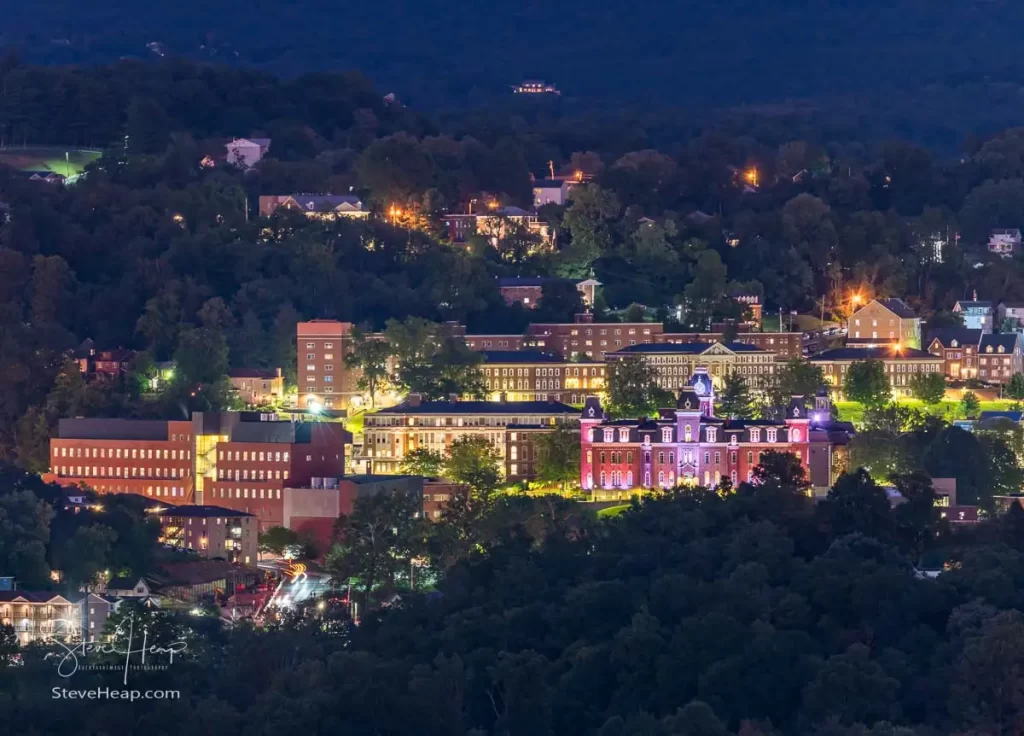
[[574, 311, 594, 324], [407, 393, 422, 408], [448, 393, 459, 403], [275, 367, 283, 378]]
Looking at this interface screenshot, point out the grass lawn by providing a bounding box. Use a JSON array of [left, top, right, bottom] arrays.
[[0, 147, 101, 176], [596, 504, 631, 518], [834, 398, 1017, 427], [345, 409, 365, 435]]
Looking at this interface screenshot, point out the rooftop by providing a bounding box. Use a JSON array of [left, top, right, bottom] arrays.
[[58, 418, 173, 441], [873, 298, 918, 319], [926, 328, 982, 347], [155, 504, 254, 519], [228, 368, 281, 379], [609, 342, 765, 355], [810, 346, 935, 361], [372, 399, 578, 415]]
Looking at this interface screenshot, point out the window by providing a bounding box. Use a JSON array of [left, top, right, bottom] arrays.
[[662, 428, 672, 443], [706, 428, 717, 443], [603, 429, 614, 442], [684, 425, 692, 442], [306, 342, 315, 349], [306, 353, 315, 360], [714, 452, 721, 464], [619, 428, 629, 442], [766, 429, 777, 443], [791, 428, 801, 441]]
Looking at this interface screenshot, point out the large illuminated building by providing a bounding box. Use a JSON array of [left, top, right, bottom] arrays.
[[580, 368, 853, 498], [46, 413, 348, 513], [361, 394, 578, 482]]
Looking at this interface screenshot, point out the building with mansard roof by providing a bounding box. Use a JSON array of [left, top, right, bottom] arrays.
[[580, 368, 854, 499]]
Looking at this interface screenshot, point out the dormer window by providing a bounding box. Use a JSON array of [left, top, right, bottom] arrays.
[[999, 345, 1006, 353], [766, 429, 777, 443], [987, 345, 994, 353], [619, 428, 629, 442], [749, 428, 761, 442], [729, 434, 738, 446], [951, 340, 959, 348], [661, 428, 672, 443], [706, 428, 717, 443], [603, 429, 613, 442]]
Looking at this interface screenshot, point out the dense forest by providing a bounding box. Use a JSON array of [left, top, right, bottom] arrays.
[[7, 458, 1024, 735], [10, 0, 1024, 149]]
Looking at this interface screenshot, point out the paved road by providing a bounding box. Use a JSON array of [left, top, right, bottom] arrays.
[[265, 563, 334, 610]]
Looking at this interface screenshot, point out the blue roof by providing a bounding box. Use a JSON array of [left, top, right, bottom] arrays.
[[810, 346, 935, 360], [979, 411, 1023, 422], [980, 333, 1019, 352], [609, 342, 765, 355], [372, 400, 578, 415]]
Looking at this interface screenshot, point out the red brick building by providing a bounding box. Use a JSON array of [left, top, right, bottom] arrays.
[[497, 277, 600, 309], [203, 418, 348, 530], [657, 331, 802, 360], [580, 367, 851, 498], [479, 350, 605, 404], [154, 505, 259, 566], [925, 328, 983, 381], [47, 414, 348, 516], [48, 418, 195, 501], [297, 320, 356, 410]]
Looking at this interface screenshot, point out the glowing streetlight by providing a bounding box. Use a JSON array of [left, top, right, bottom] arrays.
[[388, 206, 402, 225], [574, 169, 584, 182], [744, 168, 759, 187], [851, 293, 863, 306]]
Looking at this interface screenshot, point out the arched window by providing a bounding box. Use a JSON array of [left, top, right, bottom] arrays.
[[644, 471, 651, 487], [600, 471, 606, 486], [658, 471, 665, 486], [669, 452, 675, 464], [626, 471, 633, 487], [586, 472, 593, 489], [703, 471, 710, 486], [684, 425, 692, 442], [658, 452, 665, 464], [791, 428, 801, 441], [730, 470, 737, 485], [669, 471, 675, 485]]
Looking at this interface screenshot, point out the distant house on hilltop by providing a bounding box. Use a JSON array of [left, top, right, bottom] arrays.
[[25, 170, 64, 184], [258, 194, 369, 220], [988, 228, 1020, 257], [512, 80, 560, 95], [953, 299, 993, 331], [226, 138, 271, 169]]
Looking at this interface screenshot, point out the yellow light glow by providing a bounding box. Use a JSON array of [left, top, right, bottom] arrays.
[[574, 170, 584, 182], [851, 293, 863, 305], [744, 168, 759, 187]]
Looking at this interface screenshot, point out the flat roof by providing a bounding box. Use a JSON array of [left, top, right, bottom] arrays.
[[156, 505, 253, 518], [58, 418, 172, 441], [372, 400, 578, 415]]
